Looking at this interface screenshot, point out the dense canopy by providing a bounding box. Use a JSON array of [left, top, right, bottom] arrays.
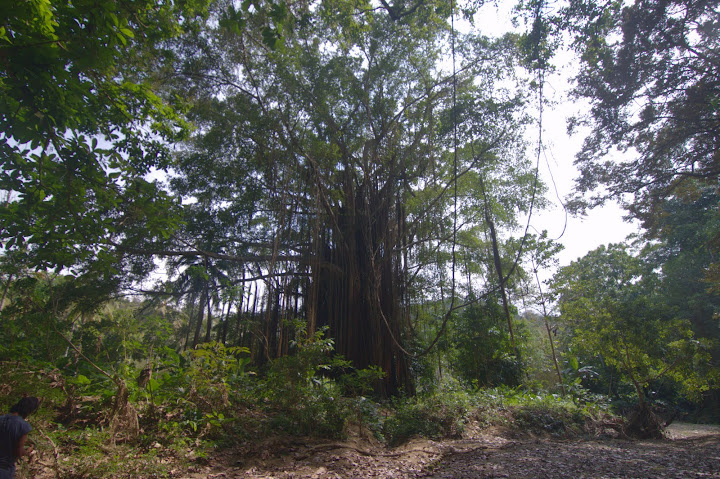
[[0, 2, 718, 467]]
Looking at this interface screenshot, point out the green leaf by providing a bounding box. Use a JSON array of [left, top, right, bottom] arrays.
[[119, 27, 134, 38], [148, 378, 160, 392], [568, 355, 579, 371]]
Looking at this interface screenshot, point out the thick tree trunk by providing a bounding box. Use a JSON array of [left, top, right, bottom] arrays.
[[313, 175, 412, 397], [183, 302, 195, 352], [192, 284, 208, 348], [228, 281, 245, 346], [204, 290, 213, 343], [486, 210, 516, 352], [624, 363, 664, 438], [0, 273, 13, 311], [480, 174, 516, 353], [264, 287, 280, 360], [218, 299, 232, 344]]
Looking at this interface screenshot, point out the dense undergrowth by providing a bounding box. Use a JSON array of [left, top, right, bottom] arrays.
[[3, 336, 614, 479]]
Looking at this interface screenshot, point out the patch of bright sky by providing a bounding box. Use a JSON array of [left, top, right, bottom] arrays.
[[471, 1, 642, 271]]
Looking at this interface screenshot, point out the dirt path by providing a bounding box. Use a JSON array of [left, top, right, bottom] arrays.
[[665, 422, 720, 439], [423, 435, 720, 478], [184, 423, 720, 479]]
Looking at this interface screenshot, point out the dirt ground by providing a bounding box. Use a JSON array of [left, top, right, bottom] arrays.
[[183, 423, 720, 479]]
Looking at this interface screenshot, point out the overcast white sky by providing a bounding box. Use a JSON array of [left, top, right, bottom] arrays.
[[471, 3, 642, 270], [529, 62, 639, 266], [528, 85, 641, 269]]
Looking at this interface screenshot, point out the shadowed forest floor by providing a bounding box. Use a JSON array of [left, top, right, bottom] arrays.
[[178, 423, 720, 479]]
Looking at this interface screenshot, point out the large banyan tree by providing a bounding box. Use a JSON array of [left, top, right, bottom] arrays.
[[162, 0, 541, 395]]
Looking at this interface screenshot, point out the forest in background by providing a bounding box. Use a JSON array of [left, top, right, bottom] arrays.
[[1, 0, 719, 476]]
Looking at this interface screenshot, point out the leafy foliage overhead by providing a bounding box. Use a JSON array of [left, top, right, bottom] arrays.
[[560, 0, 720, 224], [0, 0, 209, 280]]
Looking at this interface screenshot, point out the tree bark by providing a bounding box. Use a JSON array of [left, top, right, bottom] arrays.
[[312, 169, 412, 397]]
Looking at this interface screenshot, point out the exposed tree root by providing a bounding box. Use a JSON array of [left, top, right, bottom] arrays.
[[624, 403, 665, 439]]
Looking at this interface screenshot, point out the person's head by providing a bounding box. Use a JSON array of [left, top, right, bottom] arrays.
[[9, 397, 39, 419]]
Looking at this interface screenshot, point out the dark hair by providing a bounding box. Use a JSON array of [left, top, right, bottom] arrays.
[[10, 397, 39, 419]]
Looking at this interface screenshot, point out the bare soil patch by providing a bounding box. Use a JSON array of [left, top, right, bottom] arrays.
[[423, 434, 720, 478], [181, 423, 720, 479], [666, 422, 720, 439]]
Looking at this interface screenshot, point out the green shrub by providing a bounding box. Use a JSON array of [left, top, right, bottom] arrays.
[[383, 385, 474, 445], [257, 328, 354, 438], [473, 386, 607, 436]]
